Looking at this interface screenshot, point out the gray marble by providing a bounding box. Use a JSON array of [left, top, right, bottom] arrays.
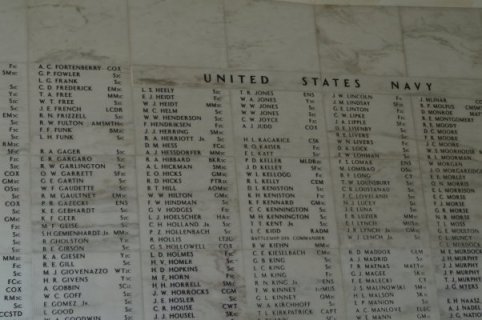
[[225, 0, 319, 72], [129, 0, 227, 68], [28, 0, 129, 64], [402, 7, 482, 79], [0, 2, 480, 320], [0, 0, 27, 63], [316, 6, 406, 76]]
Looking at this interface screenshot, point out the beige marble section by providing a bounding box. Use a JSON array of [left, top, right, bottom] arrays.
[[129, 0, 227, 68], [402, 7, 482, 79], [28, 0, 129, 64], [316, 6, 405, 76], [0, 0, 27, 62], [225, 0, 319, 72]]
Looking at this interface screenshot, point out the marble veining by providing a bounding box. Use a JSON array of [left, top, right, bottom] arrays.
[[225, 0, 319, 72], [28, 0, 129, 64], [402, 7, 482, 78], [129, 0, 227, 68], [315, 6, 406, 76], [0, 1, 479, 320], [0, 0, 27, 63]]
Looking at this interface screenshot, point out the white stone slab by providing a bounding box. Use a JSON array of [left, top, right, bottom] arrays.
[[316, 6, 406, 76], [129, 0, 227, 68], [225, 0, 320, 72]]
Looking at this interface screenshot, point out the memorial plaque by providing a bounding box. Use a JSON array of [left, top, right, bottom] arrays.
[[0, 1, 480, 320]]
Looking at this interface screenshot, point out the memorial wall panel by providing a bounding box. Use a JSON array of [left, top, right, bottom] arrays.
[[0, 1, 480, 320]]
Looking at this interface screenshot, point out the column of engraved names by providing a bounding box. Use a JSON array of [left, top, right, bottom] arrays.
[[413, 95, 482, 319], [232, 85, 343, 320], [30, 64, 139, 320], [324, 90, 437, 320], [0, 63, 30, 319], [134, 80, 241, 320]]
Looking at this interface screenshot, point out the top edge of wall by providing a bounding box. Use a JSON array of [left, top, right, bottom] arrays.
[[273, 0, 482, 7]]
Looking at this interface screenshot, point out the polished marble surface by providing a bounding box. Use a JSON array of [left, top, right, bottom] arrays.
[[0, 1, 480, 320], [316, 6, 405, 76]]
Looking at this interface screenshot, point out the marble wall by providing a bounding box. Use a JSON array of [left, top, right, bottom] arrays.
[[0, 1, 481, 320], [277, 0, 482, 7]]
